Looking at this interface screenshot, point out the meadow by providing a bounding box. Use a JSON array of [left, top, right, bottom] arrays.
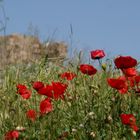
[[0, 49, 140, 140]]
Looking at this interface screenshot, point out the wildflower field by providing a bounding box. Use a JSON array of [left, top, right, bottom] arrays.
[[1, 50, 140, 139]]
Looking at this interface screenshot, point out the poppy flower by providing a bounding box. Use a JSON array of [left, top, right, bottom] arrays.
[[16, 84, 31, 99], [126, 76, 140, 94], [118, 87, 128, 94], [26, 109, 37, 122], [130, 124, 139, 132], [60, 72, 76, 81], [51, 82, 68, 99], [120, 114, 139, 132], [133, 76, 140, 91], [32, 81, 44, 91], [4, 130, 19, 140], [114, 56, 137, 69], [127, 76, 140, 89], [37, 82, 67, 100], [20, 89, 31, 99], [120, 114, 136, 125], [80, 64, 97, 76], [40, 98, 53, 115], [122, 68, 138, 77], [134, 76, 140, 84], [127, 77, 136, 87], [107, 77, 126, 90], [90, 49, 105, 59], [107, 76, 128, 94], [16, 84, 27, 94], [37, 85, 53, 96], [16, 84, 27, 90]]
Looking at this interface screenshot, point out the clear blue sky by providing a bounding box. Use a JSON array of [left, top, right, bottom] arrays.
[[1, 0, 140, 59]]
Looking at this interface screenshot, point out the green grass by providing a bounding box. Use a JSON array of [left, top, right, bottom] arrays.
[[0, 56, 140, 140]]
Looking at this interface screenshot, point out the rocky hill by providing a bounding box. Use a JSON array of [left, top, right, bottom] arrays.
[[0, 34, 68, 69]]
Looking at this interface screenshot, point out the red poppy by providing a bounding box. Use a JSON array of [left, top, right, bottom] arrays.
[[20, 89, 31, 99], [51, 82, 68, 99], [122, 68, 138, 77], [32, 81, 44, 91], [26, 109, 37, 122], [16, 84, 27, 90], [37, 82, 67, 100], [120, 114, 139, 132], [118, 87, 128, 94], [120, 114, 136, 125], [134, 75, 140, 84], [37, 85, 53, 96], [60, 72, 76, 81], [107, 76, 128, 94], [114, 56, 137, 69], [80, 64, 97, 76], [126, 76, 140, 93], [4, 130, 19, 140], [107, 77, 126, 90], [40, 98, 53, 115], [16, 84, 31, 99], [130, 124, 139, 132], [90, 49, 105, 59], [118, 76, 128, 94], [133, 75, 140, 91], [127, 75, 140, 88], [127, 77, 135, 87], [16, 84, 27, 94]]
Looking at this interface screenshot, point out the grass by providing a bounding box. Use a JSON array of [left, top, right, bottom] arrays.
[[0, 54, 140, 140]]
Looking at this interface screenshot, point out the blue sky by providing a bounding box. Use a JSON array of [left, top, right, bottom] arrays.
[[1, 0, 140, 59]]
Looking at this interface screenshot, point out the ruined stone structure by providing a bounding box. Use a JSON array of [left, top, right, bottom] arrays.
[[0, 34, 68, 69]]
